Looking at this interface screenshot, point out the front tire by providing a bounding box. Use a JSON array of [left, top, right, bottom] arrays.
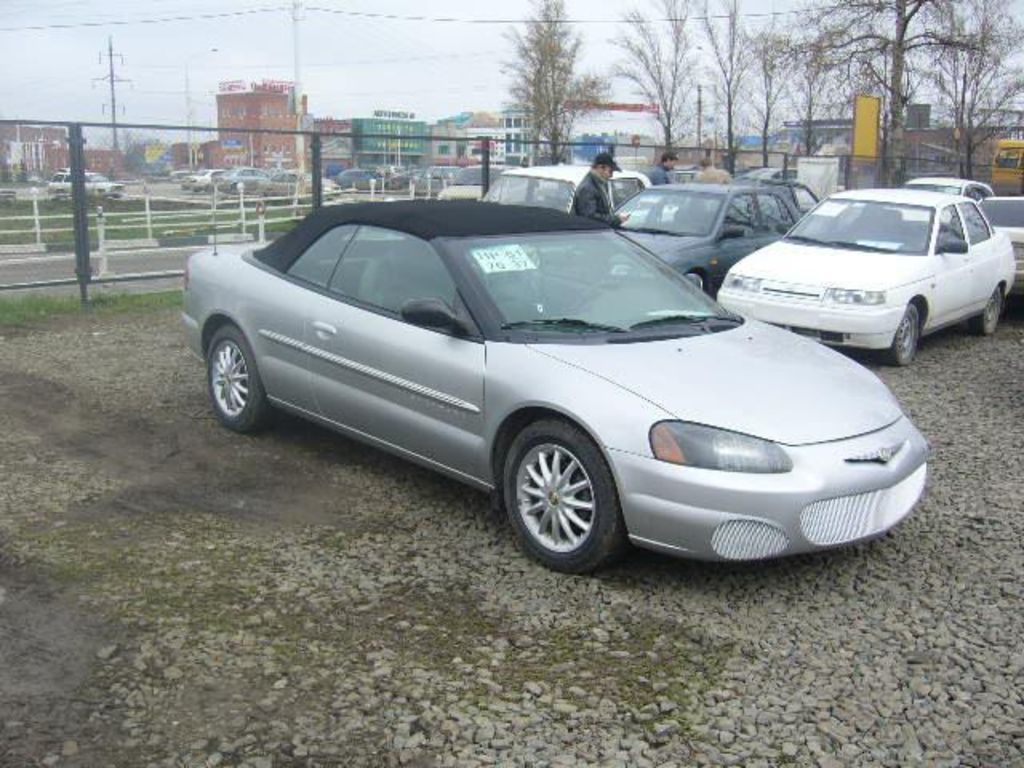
[[884, 304, 920, 366], [207, 325, 270, 433], [503, 419, 628, 573], [967, 288, 1003, 336]]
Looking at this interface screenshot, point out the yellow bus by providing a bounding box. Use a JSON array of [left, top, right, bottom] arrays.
[[992, 139, 1024, 195]]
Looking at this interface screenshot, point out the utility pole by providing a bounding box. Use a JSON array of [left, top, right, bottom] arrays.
[[293, 0, 306, 176], [95, 37, 130, 152], [697, 84, 703, 151]]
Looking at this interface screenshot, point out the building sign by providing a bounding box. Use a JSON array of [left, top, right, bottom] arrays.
[[373, 110, 416, 120], [253, 79, 294, 94], [219, 80, 248, 93], [222, 139, 243, 148]]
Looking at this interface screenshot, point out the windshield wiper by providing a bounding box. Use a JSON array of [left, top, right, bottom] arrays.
[[623, 226, 683, 236], [785, 234, 827, 246], [823, 240, 897, 253], [500, 318, 626, 333], [629, 314, 738, 331]]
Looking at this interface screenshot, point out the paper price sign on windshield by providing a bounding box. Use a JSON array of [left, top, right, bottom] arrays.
[[471, 244, 537, 274]]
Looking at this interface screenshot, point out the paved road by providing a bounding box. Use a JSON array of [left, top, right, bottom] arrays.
[[0, 245, 201, 289]]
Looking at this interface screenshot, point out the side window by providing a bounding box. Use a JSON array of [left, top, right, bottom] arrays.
[[794, 186, 818, 212], [611, 178, 642, 206], [724, 194, 757, 233], [756, 193, 795, 231], [958, 202, 991, 244], [287, 225, 356, 287], [938, 205, 966, 243], [329, 227, 457, 315]]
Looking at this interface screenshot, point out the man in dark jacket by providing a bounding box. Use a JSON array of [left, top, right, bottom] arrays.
[[647, 150, 678, 185], [572, 152, 630, 228]]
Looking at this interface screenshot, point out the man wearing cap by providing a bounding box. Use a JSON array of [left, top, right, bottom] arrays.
[[572, 152, 630, 228], [648, 150, 679, 185]]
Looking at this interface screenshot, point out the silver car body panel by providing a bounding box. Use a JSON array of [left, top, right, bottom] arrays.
[[185, 239, 928, 562]]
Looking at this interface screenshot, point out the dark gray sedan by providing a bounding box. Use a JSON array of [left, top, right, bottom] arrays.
[[183, 202, 928, 573]]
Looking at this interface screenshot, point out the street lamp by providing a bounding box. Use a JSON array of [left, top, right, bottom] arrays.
[[185, 48, 218, 170]]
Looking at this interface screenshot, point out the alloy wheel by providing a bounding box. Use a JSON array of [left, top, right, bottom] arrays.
[[515, 443, 595, 553], [211, 340, 250, 418]]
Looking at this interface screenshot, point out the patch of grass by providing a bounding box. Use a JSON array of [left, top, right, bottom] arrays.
[[0, 289, 182, 327]]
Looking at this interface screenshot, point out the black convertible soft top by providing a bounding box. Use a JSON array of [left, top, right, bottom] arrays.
[[254, 200, 608, 272]]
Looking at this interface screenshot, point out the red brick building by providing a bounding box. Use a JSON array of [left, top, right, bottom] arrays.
[[211, 80, 300, 169]]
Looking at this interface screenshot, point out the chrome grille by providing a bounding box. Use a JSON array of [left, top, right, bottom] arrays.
[[800, 489, 884, 546], [711, 520, 789, 560], [761, 281, 824, 301]]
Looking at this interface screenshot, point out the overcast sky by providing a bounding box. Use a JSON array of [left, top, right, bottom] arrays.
[[0, 0, 806, 135]]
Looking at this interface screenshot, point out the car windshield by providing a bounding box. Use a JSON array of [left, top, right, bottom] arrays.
[[980, 199, 1024, 227], [906, 182, 961, 195], [483, 176, 576, 211], [786, 199, 935, 255], [444, 231, 733, 338], [616, 189, 724, 236]]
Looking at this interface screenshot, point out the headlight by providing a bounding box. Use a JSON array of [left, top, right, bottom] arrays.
[[824, 288, 886, 305], [650, 421, 792, 473], [722, 274, 763, 292]]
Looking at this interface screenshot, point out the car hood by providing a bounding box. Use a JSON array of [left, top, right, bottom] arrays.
[[619, 230, 711, 257], [732, 240, 928, 290], [529, 321, 902, 446]]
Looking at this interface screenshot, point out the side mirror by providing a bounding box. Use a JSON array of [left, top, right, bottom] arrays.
[[401, 297, 465, 333], [720, 225, 746, 240], [937, 234, 968, 254]]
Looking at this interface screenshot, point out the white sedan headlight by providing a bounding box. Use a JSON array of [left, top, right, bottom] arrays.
[[824, 288, 886, 306], [722, 274, 763, 293], [650, 422, 792, 473]]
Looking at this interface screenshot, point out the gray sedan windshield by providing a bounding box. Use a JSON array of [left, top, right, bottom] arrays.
[[448, 232, 725, 333], [787, 199, 934, 255], [616, 189, 724, 236]]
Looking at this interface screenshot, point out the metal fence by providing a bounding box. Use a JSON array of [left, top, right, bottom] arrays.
[[2, 118, 1021, 300]]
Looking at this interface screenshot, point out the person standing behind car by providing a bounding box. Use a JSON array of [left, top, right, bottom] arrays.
[[573, 152, 630, 228], [694, 156, 732, 184], [648, 150, 679, 185]]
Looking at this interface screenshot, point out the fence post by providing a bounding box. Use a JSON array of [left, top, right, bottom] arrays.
[[257, 202, 266, 244], [144, 187, 153, 240], [481, 138, 491, 196], [292, 181, 300, 218], [68, 123, 91, 304], [782, 153, 789, 181], [95, 206, 108, 277], [31, 187, 42, 246], [426, 173, 432, 198], [238, 182, 246, 234], [409, 178, 415, 200], [370, 178, 376, 199], [311, 133, 323, 210]]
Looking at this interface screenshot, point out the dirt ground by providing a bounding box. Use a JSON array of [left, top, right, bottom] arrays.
[[2, 302, 1023, 768]]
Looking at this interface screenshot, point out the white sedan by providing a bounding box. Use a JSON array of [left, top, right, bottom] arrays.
[[717, 189, 1016, 365]]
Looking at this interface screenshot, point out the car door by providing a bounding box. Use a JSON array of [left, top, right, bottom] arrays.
[[713, 193, 773, 287], [958, 201, 1001, 313], [931, 204, 975, 326], [304, 225, 487, 479]]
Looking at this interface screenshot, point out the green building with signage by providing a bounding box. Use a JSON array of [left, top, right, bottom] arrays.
[[352, 111, 427, 168]]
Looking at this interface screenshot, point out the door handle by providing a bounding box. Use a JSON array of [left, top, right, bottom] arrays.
[[311, 320, 337, 338]]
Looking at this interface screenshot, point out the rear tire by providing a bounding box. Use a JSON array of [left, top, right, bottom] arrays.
[[967, 288, 1002, 336], [207, 325, 270, 433], [884, 304, 920, 366], [502, 419, 628, 574]]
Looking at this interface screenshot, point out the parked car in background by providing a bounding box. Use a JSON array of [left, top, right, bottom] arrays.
[[735, 167, 797, 183], [746, 179, 819, 215], [48, 170, 125, 199], [615, 183, 802, 294], [436, 165, 509, 200], [904, 177, 994, 201], [263, 170, 304, 197], [217, 167, 272, 195], [717, 189, 1016, 365], [170, 169, 194, 186], [483, 165, 649, 212], [334, 168, 382, 192], [667, 166, 700, 184], [184, 200, 929, 573], [183, 169, 226, 193], [980, 196, 1024, 294]]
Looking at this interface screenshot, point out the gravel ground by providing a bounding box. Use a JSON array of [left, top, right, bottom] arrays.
[[0, 299, 1022, 768]]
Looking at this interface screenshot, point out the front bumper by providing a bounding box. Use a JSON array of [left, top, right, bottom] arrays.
[[718, 289, 904, 349], [612, 417, 929, 561]]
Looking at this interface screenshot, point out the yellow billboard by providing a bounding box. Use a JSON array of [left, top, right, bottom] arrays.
[[144, 143, 168, 164], [852, 95, 881, 159]]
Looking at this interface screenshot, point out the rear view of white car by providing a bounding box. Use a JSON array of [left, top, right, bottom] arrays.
[[980, 196, 1024, 295], [717, 189, 1016, 365]]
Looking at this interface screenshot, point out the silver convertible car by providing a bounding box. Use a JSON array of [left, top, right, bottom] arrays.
[[183, 201, 929, 573]]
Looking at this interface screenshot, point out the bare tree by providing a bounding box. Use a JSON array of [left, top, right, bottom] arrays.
[[614, 0, 694, 149], [928, 0, 1024, 177], [505, 0, 609, 164], [700, 0, 749, 172], [747, 26, 791, 167], [786, 38, 849, 156], [808, 0, 958, 182]]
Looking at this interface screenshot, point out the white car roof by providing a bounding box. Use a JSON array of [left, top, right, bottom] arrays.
[[904, 177, 981, 187], [499, 165, 650, 185], [830, 187, 970, 208]]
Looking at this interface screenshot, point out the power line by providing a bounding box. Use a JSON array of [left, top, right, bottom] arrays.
[[0, 6, 287, 32]]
